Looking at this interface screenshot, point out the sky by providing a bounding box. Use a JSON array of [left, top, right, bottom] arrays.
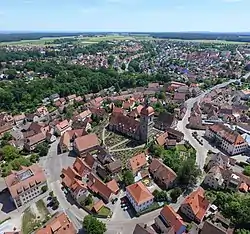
[[0, 0, 249, 32]]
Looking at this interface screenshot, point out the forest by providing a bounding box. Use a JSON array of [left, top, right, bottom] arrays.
[[0, 61, 171, 113]]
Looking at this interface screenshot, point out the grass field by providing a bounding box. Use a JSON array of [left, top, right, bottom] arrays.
[[168, 38, 249, 44]]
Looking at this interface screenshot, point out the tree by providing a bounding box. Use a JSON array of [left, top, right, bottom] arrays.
[[121, 63, 126, 70], [170, 188, 182, 202], [243, 165, 250, 176], [0, 145, 20, 162], [122, 170, 134, 186], [153, 190, 169, 202], [41, 185, 48, 193], [107, 55, 115, 66], [83, 215, 107, 234], [2, 132, 12, 141], [35, 143, 49, 157], [29, 154, 39, 163], [177, 158, 201, 187], [235, 229, 250, 234], [84, 194, 93, 206]]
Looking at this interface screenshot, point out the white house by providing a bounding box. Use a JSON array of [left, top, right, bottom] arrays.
[[205, 123, 248, 155], [203, 166, 224, 190], [126, 181, 154, 213]]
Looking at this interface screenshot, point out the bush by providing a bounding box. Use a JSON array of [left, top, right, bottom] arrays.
[[41, 185, 48, 193], [153, 190, 169, 202]]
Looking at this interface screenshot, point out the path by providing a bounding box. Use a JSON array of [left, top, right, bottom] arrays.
[[109, 144, 145, 152], [108, 139, 130, 150]]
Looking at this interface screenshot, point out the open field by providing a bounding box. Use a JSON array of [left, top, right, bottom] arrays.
[[168, 38, 249, 44]]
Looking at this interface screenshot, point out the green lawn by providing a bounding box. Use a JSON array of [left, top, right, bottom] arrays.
[[176, 144, 187, 152], [22, 208, 41, 234], [98, 206, 112, 217], [36, 200, 49, 217]]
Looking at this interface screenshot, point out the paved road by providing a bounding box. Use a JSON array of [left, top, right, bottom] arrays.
[[177, 79, 236, 169]]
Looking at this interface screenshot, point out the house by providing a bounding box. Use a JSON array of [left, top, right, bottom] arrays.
[[166, 81, 187, 92], [205, 123, 248, 155], [0, 124, 12, 137], [50, 93, 60, 102], [106, 179, 120, 195], [154, 112, 177, 131], [36, 106, 49, 117], [173, 92, 186, 103], [166, 128, 184, 142], [155, 131, 168, 146], [126, 181, 154, 213], [55, 119, 72, 136], [149, 159, 177, 190], [92, 200, 105, 213], [66, 94, 77, 103], [133, 224, 156, 234], [179, 187, 210, 223], [13, 114, 26, 125], [4, 164, 47, 208], [59, 129, 87, 153], [203, 166, 224, 189], [61, 167, 89, 203], [200, 212, 232, 234], [128, 153, 147, 175], [36, 212, 76, 234], [155, 205, 186, 234], [73, 133, 99, 155], [206, 152, 235, 171], [106, 160, 122, 175], [24, 132, 46, 151], [87, 173, 116, 203], [237, 89, 250, 100], [76, 109, 92, 122]]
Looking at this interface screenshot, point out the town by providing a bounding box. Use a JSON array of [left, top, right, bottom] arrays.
[[0, 33, 250, 234]]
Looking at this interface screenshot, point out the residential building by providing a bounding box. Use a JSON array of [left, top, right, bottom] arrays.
[[133, 224, 156, 234], [179, 187, 210, 223], [155, 205, 186, 234], [126, 181, 154, 213], [36, 212, 76, 234], [203, 166, 224, 189], [73, 133, 100, 155], [205, 123, 248, 155], [106, 160, 122, 175], [206, 152, 235, 171], [149, 159, 177, 190], [155, 131, 168, 146], [59, 129, 87, 153], [55, 119, 72, 136], [49, 93, 60, 102], [166, 128, 184, 142], [200, 212, 232, 234], [36, 106, 49, 117], [128, 153, 147, 175], [0, 124, 12, 137], [13, 114, 26, 125], [4, 164, 47, 208], [24, 132, 46, 151], [154, 112, 177, 131]]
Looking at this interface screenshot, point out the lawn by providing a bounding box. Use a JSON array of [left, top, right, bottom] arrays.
[[22, 208, 41, 234], [98, 206, 112, 217], [176, 144, 187, 152], [36, 200, 49, 217]]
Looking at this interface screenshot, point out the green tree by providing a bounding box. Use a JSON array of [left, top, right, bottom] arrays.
[[0, 145, 20, 162], [122, 170, 134, 186], [2, 132, 12, 141], [243, 165, 250, 176], [235, 229, 250, 234], [83, 215, 107, 234], [121, 63, 126, 70], [41, 185, 48, 193], [84, 194, 93, 206], [35, 143, 49, 157], [170, 188, 182, 202], [153, 190, 169, 202], [177, 158, 201, 187]]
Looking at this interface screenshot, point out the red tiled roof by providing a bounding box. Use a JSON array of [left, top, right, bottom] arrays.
[[87, 173, 113, 201], [140, 106, 154, 116], [5, 164, 46, 198], [36, 212, 76, 234], [155, 132, 168, 146], [181, 187, 210, 221], [106, 179, 119, 194], [92, 200, 104, 213], [209, 123, 245, 145], [74, 133, 99, 153], [126, 181, 154, 205], [129, 153, 147, 173], [160, 205, 185, 233]]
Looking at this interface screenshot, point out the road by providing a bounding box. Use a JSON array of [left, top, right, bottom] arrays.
[[177, 79, 236, 169]]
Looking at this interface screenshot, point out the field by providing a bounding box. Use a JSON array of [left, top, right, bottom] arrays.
[[168, 38, 249, 44]]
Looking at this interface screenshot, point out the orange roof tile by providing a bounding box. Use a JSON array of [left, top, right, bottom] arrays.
[[92, 200, 105, 213], [160, 205, 185, 233], [106, 179, 119, 194], [126, 181, 154, 205], [74, 133, 99, 153], [182, 187, 210, 221], [129, 153, 147, 173], [239, 182, 248, 192], [36, 212, 76, 234]]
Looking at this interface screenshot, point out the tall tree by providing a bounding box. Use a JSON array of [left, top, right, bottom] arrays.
[[83, 215, 107, 234]]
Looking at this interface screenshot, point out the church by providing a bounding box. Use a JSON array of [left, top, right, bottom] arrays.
[[108, 102, 155, 143]]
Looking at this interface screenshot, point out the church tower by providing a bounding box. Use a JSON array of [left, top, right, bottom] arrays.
[[139, 98, 154, 143]]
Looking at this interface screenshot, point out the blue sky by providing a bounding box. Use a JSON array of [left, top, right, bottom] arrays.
[[0, 0, 249, 32]]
